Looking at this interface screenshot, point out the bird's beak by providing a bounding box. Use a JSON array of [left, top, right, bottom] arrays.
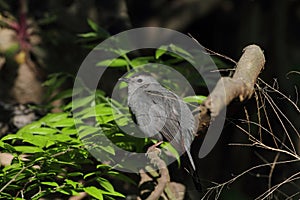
[[119, 77, 129, 83]]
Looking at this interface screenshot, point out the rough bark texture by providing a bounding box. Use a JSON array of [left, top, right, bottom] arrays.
[[138, 148, 184, 200], [196, 44, 265, 134]]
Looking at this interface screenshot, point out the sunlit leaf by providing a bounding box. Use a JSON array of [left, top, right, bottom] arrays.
[[155, 46, 168, 59], [97, 177, 114, 192], [96, 58, 128, 67], [41, 181, 59, 187], [14, 146, 44, 153], [84, 186, 103, 200], [183, 95, 207, 104]]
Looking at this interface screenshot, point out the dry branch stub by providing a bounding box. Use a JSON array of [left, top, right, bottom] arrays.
[[203, 44, 265, 118]]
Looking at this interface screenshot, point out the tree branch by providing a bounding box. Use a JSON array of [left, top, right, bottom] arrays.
[[138, 148, 182, 200], [196, 44, 265, 132]]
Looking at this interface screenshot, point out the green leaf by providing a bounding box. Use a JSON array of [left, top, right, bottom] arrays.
[[1, 143, 16, 152], [131, 56, 154, 67], [14, 146, 44, 153], [84, 172, 95, 179], [161, 142, 180, 166], [72, 96, 94, 110], [42, 73, 68, 90], [65, 179, 79, 188], [78, 126, 100, 139], [68, 172, 83, 177], [107, 171, 136, 185], [97, 177, 114, 192], [96, 164, 111, 169], [77, 32, 98, 38], [79, 104, 114, 119], [169, 43, 192, 58], [100, 190, 125, 197], [84, 186, 103, 200], [50, 89, 74, 102], [183, 95, 207, 104], [25, 127, 57, 135], [87, 19, 110, 38], [99, 145, 115, 155], [115, 116, 129, 126], [52, 134, 74, 142], [49, 118, 74, 127], [155, 46, 168, 59], [41, 113, 69, 123], [96, 115, 115, 124], [61, 127, 77, 135], [21, 134, 48, 147], [41, 181, 59, 187], [57, 188, 71, 195], [87, 19, 100, 32], [1, 134, 20, 141], [96, 58, 128, 67]]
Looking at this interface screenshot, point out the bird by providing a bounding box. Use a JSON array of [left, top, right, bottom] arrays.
[[119, 72, 202, 192]]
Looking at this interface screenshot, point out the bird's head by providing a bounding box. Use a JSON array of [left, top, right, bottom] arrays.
[[119, 72, 159, 88]]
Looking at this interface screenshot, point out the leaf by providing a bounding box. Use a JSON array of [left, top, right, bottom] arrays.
[[100, 190, 125, 197], [65, 179, 79, 188], [67, 172, 83, 177], [96, 58, 128, 67], [87, 19, 110, 38], [96, 115, 115, 124], [1, 134, 20, 141], [161, 142, 180, 166], [87, 19, 100, 32], [183, 95, 207, 104], [84, 186, 103, 200], [57, 188, 71, 195], [1, 143, 16, 152], [14, 146, 44, 153], [78, 126, 100, 139], [84, 172, 95, 179], [79, 104, 114, 119], [22, 134, 48, 147], [72, 96, 94, 110], [77, 32, 98, 38], [107, 171, 136, 185], [52, 134, 74, 142], [114, 115, 129, 126], [41, 113, 69, 123], [131, 56, 154, 67], [169, 43, 192, 58], [155, 46, 168, 59], [99, 145, 115, 155], [25, 127, 57, 135], [50, 89, 74, 102], [41, 181, 59, 187], [61, 127, 77, 135], [97, 177, 114, 192], [49, 118, 74, 127]]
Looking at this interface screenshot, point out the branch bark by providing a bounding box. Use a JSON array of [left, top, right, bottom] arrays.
[[138, 148, 183, 200], [197, 44, 265, 132]]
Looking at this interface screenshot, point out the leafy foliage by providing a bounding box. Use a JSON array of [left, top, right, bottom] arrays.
[[0, 75, 131, 200]]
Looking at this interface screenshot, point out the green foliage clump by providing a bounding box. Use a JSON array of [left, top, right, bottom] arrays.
[[0, 74, 132, 200]]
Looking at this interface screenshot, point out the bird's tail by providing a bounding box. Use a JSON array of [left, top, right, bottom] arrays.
[[185, 146, 202, 192]]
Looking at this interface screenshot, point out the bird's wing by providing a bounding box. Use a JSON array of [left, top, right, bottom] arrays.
[[146, 88, 198, 180], [145, 89, 186, 151]]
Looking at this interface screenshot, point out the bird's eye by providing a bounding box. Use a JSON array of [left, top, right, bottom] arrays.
[[137, 79, 143, 83]]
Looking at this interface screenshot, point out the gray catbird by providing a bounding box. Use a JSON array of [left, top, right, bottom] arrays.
[[120, 72, 202, 192]]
